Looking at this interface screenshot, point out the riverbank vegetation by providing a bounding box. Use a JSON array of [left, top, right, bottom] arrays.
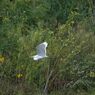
[[0, 0, 95, 95]]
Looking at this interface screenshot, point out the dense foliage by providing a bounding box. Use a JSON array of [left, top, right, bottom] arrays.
[[0, 0, 95, 95]]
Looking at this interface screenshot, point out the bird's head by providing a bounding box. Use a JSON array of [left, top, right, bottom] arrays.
[[43, 42, 48, 47]]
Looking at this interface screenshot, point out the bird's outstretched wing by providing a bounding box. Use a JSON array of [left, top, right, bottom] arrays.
[[36, 43, 46, 56], [36, 42, 48, 56]]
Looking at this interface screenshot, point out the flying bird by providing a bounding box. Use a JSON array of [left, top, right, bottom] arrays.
[[33, 42, 48, 61]]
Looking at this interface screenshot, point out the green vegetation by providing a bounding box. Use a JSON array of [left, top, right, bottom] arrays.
[[0, 0, 95, 95]]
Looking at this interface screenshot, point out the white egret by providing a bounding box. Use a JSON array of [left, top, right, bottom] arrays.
[[33, 42, 48, 61]]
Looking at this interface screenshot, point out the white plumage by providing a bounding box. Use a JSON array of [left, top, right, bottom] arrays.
[[33, 42, 48, 60]]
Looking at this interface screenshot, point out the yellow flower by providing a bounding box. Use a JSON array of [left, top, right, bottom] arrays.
[[0, 55, 5, 63], [16, 73, 23, 78]]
